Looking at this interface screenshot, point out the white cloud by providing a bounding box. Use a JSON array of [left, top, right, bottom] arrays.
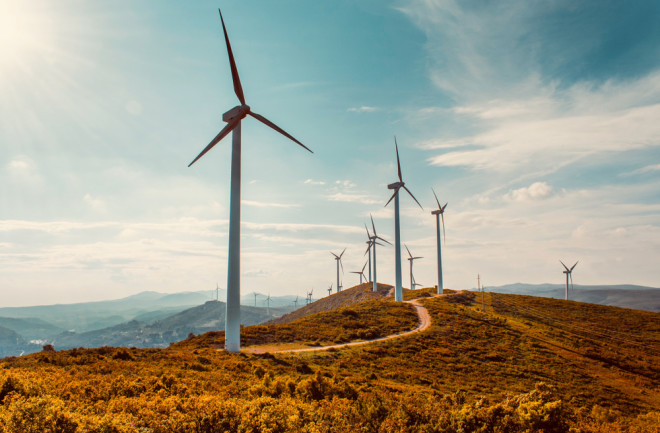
[[83, 193, 107, 212], [327, 192, 379, 205], [347, 106, 379, 113], [241, 200, 301, 208], [304, 178, 326, 185], [504, 182, 554, 202], [427, 76, 660, 175], [125, 100, 142, 115]]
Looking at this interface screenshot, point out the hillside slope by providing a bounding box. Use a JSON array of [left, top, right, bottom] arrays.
[[267, 282, 392, 325], [0, 290, 658, 432], [489, 283, 660, 312], [49, 301, 286, 351]]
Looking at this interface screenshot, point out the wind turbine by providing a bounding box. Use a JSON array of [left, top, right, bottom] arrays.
[[369, 214, 391, 292], [331, 249, 346, 293], [364, 225, 373, 282], [327, 284, 333, 297], [560, 260, 578, 300], [431, 189, 448, 294], [253, 292, 258, 307], [306, 289, 314, 305], [216, 283, 220, 301], [405, 244, 423, 291], [350, 262, 368, 284], [264, 293, 272, 315], [293, 296, 299, 308], [187, 10, 312, 353], [385, 138, 423, 302], [412, 275, 423, 290]]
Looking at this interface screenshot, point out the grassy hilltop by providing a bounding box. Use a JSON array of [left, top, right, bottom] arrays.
[[0, 285, 658, 432]]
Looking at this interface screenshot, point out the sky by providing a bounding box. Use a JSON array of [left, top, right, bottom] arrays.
[[1, 0, 659, 307]]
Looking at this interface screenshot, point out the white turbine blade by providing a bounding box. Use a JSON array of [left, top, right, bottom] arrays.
[[402, 185, 423, 210], [384, 188, 399, 207], [432, 188, 441, 209], [188, 117, 240, 167], [405, 244, 412, 259], [559, 260, 570, 272], [570, 261, 579, 271], [394, 136, 402, 182], [361, 261, 367, 272], [247, 111, 312, 153], [376, 235, 392, 245], [339, 248, 346, 258], [370, 214, 377, 236], [440, 213, 446, 244], [218, 9, 246, 105]]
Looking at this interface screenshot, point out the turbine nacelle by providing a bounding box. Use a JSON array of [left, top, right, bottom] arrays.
[[388, 181, 404, 190], [223, 104, 251, 122]]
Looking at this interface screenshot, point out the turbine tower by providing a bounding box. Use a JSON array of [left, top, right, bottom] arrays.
[[264, 293, 272, 315], [405, 244, 423, 291], [293, 296, 299, 308], [350, 262, 368, 284], [431, 189, 447, 294], [385, 138, 423, 302], [331, 249, 346, 293], [369, 214, 391, 292], [187, 10, 312, 353], [364, 225, 373, 282], [412, 275, 423, 289], [327, 284, 333, 297], [560, 260, 578, 300]]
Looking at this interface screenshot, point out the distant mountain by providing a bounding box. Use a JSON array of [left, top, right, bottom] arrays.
[[0, 317, 64, 341], [47, 301, 294, 352], [0, 291, 215, 333], [484, 283, 660, 312]]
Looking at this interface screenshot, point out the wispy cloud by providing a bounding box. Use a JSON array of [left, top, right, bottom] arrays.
[[303, 178, 326, 186], [504, 182, 555, 202], [327, 192, 379, 205], [347, 106, 379, 113], [241, 200, 301, 208]]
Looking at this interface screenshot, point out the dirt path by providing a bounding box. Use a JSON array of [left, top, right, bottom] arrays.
[[243, 298, 432, 354]]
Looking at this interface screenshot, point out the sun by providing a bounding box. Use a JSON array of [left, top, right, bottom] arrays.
[[0, 1, 54, 74]]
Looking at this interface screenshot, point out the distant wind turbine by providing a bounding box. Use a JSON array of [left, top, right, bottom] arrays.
[[560, 260, 578, 300], [293, 296, 299, 308], [216, 283, 220, 301], [369, 214, 391, 292], [385, 138, 423, 302], [187, 10, 312, 353], [350, 262, 368, 284], [306, 289, 313, 305], [405, 244, 423, 291], [412, 275, 423, 290], [331, 249, 346, 293], [431, 189, 448, 295], [264, 293, 272, 315], [253, 292, 258, 307], [327, 284, 333, 297]]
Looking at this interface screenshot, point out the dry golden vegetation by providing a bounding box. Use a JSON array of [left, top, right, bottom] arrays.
[[0, 288, 658, 432]]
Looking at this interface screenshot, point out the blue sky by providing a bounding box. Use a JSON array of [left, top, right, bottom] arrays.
[[1, 0, 659, 306]]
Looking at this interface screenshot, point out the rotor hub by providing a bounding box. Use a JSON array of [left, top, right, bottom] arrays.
[[388, 181, 403, 189], [223, 104, 251, 122]]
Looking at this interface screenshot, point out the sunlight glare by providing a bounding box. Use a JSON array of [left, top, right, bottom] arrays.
[[0, 1, 52, 72]]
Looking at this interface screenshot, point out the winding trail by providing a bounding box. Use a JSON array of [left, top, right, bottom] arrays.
[[243, 298, 432, 354]]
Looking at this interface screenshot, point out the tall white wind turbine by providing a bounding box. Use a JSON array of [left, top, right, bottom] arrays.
[[385, 138, 423, 302], [331, 249, 346, 293], [369, 214, 391, 292], [560, 260, 578, 300], [405, 244, 422, 291], [431, 189, 447, 294], [364, 225, 373, 283], [187, 10, 312, 353]]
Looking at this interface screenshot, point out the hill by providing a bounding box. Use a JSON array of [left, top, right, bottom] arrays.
[[47, 301, 290, 351], [488, 283, 660, 312], [0, 288, 658, 432], [267, 282, 393, 324]]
